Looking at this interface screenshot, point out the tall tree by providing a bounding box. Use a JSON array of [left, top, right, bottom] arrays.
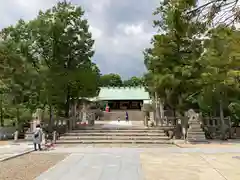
[[100, 73, 123, 87], [123, 76, 143, 87], [28, 1, 99, 117], [199, 25, 240, 136], [0, 1, 100, 124], [0, 42, 36, 127], [144, 0, 205, 118], [187, 0, 240, 26]]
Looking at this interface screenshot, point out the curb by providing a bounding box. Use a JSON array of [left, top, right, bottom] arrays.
[[0, 149, 35, 162]]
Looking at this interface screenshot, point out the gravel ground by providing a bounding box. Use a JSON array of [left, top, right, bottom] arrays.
[[0, 153, 69, 180]]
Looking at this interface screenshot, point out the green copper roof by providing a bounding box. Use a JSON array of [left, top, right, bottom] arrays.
[[97, 87, 150, 100]]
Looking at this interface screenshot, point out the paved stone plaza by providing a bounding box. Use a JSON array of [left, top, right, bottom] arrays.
[[35, 146, 240, 180], [0, 142, 33, 161]]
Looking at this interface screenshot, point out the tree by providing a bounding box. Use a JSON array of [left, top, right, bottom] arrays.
[[0, 42, 36, 127], [27, 1, 99, 117], [100, 73, 123, 87], [145, 0, 240, 138], [144, 0, 205, 120], [123, 76, 143, 87], [187, 0, 240, 26], [0, 1, 100, 129], [198, 25, 240, 137]]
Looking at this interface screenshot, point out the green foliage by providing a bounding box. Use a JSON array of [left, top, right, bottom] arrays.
[[0, 1, 101, 126], [144, 0, 206, 112], [100, 73, 123, 87], [123, 76, 143, 87], [100, 73, 144, 87], [144, 0, 240, 123], [26, 1, 100, 116]]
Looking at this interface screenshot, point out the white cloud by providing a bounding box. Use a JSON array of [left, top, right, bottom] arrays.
[[89, 26, 103, 39], [105, 23, 153, 56], [0, 0, 58, 28], [90, 0, 111, 12], [0, 0, 157, 78], [121, 23, 144, 36]]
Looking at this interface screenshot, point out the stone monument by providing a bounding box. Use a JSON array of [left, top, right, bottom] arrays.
[[186, 109, 208, 143]]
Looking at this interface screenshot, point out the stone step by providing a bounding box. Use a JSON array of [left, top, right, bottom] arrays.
[[70, 129, 165, 133], [187, 131, 205, 135], [187, 139, 208, 143], [187, 135, 206, 140], [189, 127, 203, 131], [64, 132, 166, 136], [56, 139, 173, 144], [59, 136, 169, 140]]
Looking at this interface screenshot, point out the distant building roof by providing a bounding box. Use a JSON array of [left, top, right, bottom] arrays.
[[96, 87, 150, 101]]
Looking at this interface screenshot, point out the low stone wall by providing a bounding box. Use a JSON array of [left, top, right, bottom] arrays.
[[0, 127, 15, 140]]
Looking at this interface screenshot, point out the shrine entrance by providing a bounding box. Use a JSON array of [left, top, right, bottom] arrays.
[[107, 100, 142, 110]]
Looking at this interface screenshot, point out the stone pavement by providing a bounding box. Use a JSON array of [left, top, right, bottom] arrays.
[[35, 145, 240, 180], [141, 152, 240, 180], [101, 120, 133, 128], [37, 152, 143, 180], [0, 142, 33, 161]]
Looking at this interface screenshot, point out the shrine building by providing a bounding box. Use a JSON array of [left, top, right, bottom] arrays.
[[93, 87, 151, 110]]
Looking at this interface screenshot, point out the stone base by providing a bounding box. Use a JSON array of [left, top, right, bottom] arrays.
[[187, 122, 207, 143]]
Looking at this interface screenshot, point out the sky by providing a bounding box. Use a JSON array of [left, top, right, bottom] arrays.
[[0, 0, 159, 79]]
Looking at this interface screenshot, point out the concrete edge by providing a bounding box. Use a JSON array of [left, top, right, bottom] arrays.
[[0, 149, 35, 162]]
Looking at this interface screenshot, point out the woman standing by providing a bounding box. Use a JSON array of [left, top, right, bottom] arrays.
[[33, 124, 43, 151]]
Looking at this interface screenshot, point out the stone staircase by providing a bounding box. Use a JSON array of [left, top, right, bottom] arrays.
[[57, 127, 172, 144]]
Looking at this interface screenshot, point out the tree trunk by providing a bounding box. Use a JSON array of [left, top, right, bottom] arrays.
[[41, 105, 46, 124], [219, 99, 225, 140], [65, 87, 70, 118], [155, 92, 160, 126], [159, 99, 164, 126], [49, 104, 53, 132], [0, 94, 3, 127], [72, 99, 77, 129], [16, 106, 19, 130]]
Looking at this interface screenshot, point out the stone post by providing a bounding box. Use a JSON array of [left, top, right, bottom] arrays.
[[82, 103, 87, 124], [53, 131, 57, 143], [72, 100, 77, 129], [175, 119, 182, 139], [14, 130, 18, 142], [144, 115, 148, 127]]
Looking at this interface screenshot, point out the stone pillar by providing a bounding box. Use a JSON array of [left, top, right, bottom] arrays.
[[53, 131, 57, 143], [144, 115, 148, 126], [14, 130, 18, 142], [42, 132, 46, 145], [72, 100, 77, 129], [175, 119, 182, 139], [159, 99, 164, 126], [149, 112, 153, 121]]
